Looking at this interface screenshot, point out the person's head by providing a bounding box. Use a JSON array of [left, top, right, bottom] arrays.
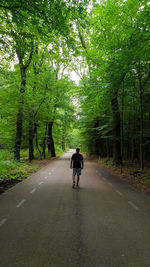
[[76, 148, 80, 153]]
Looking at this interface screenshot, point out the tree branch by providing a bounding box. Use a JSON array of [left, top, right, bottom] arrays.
[[77, 24, 86, 50], [24, 42, 34, 70]]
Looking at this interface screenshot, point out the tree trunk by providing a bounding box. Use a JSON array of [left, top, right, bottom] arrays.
[[111, 88, 122, 166], [138, 63, 144, 170], [43, 137, 46, 159], [14, 106, 23, 161], [106, 138, 110, 159], [110, 72, 127, 166], [14, 65, 26, 161], [29, 117, 34, 162], [43, 124, 47, 159], [28, 45, 39, 162], [48, 122, 56, 157], [62, 134, 65, 151], [121, 80, 124, 160], [34, 123, 42, 160], [14, 45, 33, 161]]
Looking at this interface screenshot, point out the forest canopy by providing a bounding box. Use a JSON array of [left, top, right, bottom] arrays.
[[0, 0, 150, 171]]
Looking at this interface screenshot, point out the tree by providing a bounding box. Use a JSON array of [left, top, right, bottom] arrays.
[[0, 0, 79, 160], [77, 0, 150, 167]]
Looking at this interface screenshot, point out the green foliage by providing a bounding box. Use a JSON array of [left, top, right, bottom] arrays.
[[74, 0, 150, 167], [0, 149, 38, 181], [0, 0, 150, 169], [0, 150, 14, 161], [0, 159, 38, 180]]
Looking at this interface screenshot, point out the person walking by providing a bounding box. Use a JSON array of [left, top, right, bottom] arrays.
[[70, 148, 84, 189]]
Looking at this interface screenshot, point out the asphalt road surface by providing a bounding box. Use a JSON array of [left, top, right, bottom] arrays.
[[0, 150, 150, 267]]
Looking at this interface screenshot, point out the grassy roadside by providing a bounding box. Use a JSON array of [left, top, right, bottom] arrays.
[[0, 160, 38, 180], [0, 149, 65, 194], [0, 159, 39, 194]]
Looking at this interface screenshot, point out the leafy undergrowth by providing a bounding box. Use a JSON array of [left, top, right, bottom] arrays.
[[0, 160, 38, 180], [0, 149, 64, 194], [0, 160, 38, 194], [98, 157, 150, 195]]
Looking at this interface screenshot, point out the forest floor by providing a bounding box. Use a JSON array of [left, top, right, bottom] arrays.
[[88, 155, 150, 196]]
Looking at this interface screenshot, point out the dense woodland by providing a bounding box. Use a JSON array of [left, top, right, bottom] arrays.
[[77, 0, 150, 171], [0, 0, 150, 178]]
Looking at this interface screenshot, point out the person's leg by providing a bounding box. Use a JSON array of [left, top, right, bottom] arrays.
[[76, 168, 81, 187], [72, 168, 76, 188], [72, 174, 75, 188], [76, 175, 80, 187]]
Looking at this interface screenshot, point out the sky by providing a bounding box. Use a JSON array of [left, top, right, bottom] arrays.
[[68, 71, 81, 85]]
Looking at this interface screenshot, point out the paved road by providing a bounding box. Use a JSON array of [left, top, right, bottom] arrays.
[[0, 150, 150, 267]]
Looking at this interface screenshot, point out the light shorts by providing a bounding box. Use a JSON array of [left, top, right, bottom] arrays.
[[73, 168, 81, 176]]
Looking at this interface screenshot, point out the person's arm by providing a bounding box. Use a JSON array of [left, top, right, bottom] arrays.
[[70, 158, 73, 168], [81, 156, 84, 169]]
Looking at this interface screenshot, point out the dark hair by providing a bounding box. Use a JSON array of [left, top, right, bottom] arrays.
[[76, 148, 80, 153]]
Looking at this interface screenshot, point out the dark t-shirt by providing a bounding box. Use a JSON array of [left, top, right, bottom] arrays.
[[72, 153, 83, 168]]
